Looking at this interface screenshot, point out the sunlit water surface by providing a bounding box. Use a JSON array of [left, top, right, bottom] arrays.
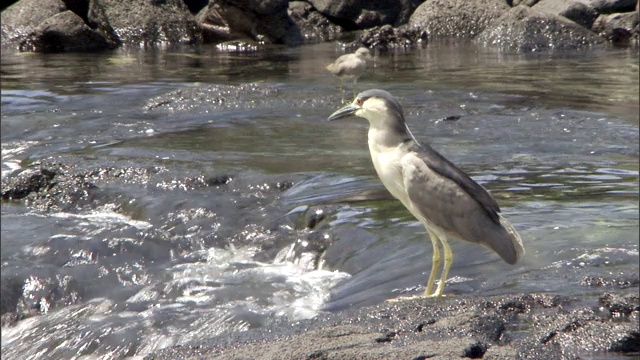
[[1, 42, 638, 359]]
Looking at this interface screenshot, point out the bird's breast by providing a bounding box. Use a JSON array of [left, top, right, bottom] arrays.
[[368, 140, 410, 205]]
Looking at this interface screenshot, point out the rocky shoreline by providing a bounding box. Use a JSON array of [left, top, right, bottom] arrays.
[[2, 0, 638, 52], [145, 291, 639, 360]]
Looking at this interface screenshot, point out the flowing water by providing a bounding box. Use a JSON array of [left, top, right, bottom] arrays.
[[1, 42, 638, 359]]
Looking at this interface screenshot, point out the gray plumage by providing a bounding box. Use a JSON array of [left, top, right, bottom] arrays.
[[328, 89, 524, 297], [326, 48, 371, 102]]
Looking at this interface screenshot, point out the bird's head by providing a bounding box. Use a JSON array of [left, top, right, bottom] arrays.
[[328, 89, 406, 132], [355, 47, 371, 59]]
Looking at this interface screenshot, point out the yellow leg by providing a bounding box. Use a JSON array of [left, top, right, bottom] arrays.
[[433, 234, 452, 297], [423, 228, 441, 297], [351, 79, 358, 102]]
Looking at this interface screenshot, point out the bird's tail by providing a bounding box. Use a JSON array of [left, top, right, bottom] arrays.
[[494, 215, 525, 265]]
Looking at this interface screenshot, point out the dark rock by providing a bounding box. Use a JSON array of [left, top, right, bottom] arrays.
[[592, 11, 639, 45], [511, 0, 541, 6], [476, 5, 606, 51], [1, 0, 66, 48], [196, 0, 295, 45], [533, 0, 600, 28], [582, 0, 638, 14], [599, 292, 639, 317], [0, 275, 26, 326], [1, 0, 19, 12], [408, 0, 510, 39], [309, 0, 420, 29], [374, 331, 397, 343], [2, 168, 57, 200], [184, 0, 209, 14], [414, 319, 437, 332], [62, 0, 90, 23], [462, 341, 488, 358], [0, 161, 149, 212], [2, 0, 196, 51], [610, 331, 640, 353], [99, 0, 201, 47], [472, 315, 506, 342], [580, 273, 640, 288], [19, 10, 113, 52], [286, 1, 343, 44], [306, 350, 328, 359], [145, 292, 640, 360], [358, 24, 428, 49], [204, 175, 233, 187], [303, 206, 328, 230]]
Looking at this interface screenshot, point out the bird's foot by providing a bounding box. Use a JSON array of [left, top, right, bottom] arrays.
[[386, 294, 424, 303], [386, 293, 446, 302]]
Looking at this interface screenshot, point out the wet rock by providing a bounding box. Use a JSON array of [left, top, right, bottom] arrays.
[[0, 161, 159, 212], [408, 0, 510, 39], [592, 11, 640, 46], [145, 84, 283, 113], [475, 5, 606, 51], [511, 0, 541, 6], [184, 0, 208, 14], [273, 231, 332, 271], [18, 10, 113, 52], [0, 275, 26, 326], [580, 272, 640, 289], [309, 0, 419, 30], [584, 0, 638, 14], [196, 0, 295, 45], [145, 292, 640, 360], [302, 206, 329, 230], [599, 292, 640, 317], [286, 1, 343, 44], [610, 331, 640, 353], [145, 83, 336, 114], [99, 0, 200, 47], [358, 24, 428, 49], [0, 266, 87, 327], [1, 0, 66, 48], [462, 340, 488, 358], [2, 0, 198, 51], [2, 168, 57, 200], [533, 0, 600, 28]]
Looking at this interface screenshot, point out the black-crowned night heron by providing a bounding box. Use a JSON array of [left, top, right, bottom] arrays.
[[328, 89, 525, 297], [326, 47, 371, 103]]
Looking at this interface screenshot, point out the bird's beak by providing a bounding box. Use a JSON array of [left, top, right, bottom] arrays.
[[327, 103, 359, 121]]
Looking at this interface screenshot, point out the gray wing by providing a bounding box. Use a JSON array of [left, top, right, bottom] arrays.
[[405, 142, 501, 224], [400, 144, 524, 263]]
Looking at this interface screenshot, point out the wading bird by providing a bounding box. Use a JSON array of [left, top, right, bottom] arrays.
[[328, 89, 524, 297], [326, 47, 371, 103]]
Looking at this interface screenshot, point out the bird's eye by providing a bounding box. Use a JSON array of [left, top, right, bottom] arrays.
[[356, 98, 363, 106]]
